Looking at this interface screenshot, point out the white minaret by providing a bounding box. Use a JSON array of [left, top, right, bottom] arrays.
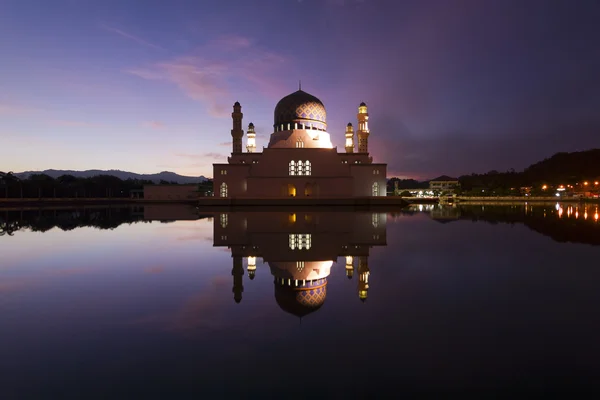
[[246, 122, 256, 153], [231, 102, 243, 153], [345, 123, 354, 153], [357, 102, 369, 153]]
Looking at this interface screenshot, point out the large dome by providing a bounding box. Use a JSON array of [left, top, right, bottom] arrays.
[[274, 279, 327, 318], [273, 90, 327, 131]]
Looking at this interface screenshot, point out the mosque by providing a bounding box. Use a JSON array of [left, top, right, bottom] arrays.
[[213, 210, 387, 318], [213, 88, 387, 198]]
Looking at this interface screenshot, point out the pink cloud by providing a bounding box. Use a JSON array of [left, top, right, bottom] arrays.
[[218, 141, 230, 147], [203, 152, 225, 160], [48, 119, 101, 127], [0, 102, 35, 116], [101, 24, 164, 50], [126, 35, 292, 117], [143, 120, 166, 129], [145, 265, 165, 274]]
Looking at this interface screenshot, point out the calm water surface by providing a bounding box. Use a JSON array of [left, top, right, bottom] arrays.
[[1, 203, 600, 397]]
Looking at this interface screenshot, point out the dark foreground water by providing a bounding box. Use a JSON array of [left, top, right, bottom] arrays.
[[1, 203, 600, 397]]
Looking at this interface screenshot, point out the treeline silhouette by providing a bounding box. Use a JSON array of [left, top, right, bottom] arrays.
[[413, 204, 600, 246], [387, 149, 600, 194], [0, 172, 214, 198], [0, 207, 148, 236], [458, 150, 600, 194]]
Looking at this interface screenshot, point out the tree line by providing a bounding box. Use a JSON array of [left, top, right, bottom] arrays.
[[387, 149, 600, 196], [0, 172, 213, 199]]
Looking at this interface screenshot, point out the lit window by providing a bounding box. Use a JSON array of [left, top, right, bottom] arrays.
[[296, 261, 305, 272], [372, 213, 379, 228], [296, 138, 304, 148], [289, 160, 311, 175], [289, 234, 312, 250], [220, 182, 228, 197], [221, 169, 227, 175], [372, 182, 379, 196], [305, 160, 311, 175], [220, 213, 228, 228]]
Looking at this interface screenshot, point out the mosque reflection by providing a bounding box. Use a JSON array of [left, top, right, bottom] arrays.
[[213, 211, 387, 316]]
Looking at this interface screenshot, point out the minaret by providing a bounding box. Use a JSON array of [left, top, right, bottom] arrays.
[[231, 102, 244, 153], [357, 256, 370, 302], [246, 123, 256, 153], [345, 255, 354, 279], [232, 256, 244, 303], [345, 123, 354, 153], [247, 256, 257, 280], [357, 102, 370, 153]]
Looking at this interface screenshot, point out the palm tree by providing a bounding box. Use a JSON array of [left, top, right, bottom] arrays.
[[0, 171, 20, 198]]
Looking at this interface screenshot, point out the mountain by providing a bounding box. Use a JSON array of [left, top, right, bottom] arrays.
[[13, 169, 208, 184]]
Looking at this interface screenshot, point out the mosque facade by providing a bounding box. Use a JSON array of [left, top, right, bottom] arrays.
[[213, 89, 387, 198]]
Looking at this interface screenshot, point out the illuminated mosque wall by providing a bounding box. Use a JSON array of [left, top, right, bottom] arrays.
[[213, 211, 387, 317]]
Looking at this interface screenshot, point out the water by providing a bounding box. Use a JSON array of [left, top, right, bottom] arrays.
[[1, 203, 600, 397]]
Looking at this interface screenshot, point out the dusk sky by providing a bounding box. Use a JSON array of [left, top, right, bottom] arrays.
[[1, 0, 599, 179]]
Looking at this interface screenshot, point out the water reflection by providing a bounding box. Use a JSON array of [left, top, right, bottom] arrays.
[[213, 212, 386, 316], [396, 203, 600, 246], [2, 204, 600, 396]]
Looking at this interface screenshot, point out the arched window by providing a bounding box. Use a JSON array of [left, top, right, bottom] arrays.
[[296, 138, 304, 148], [220, 182, 228, 197], [305, 160, 311, 176], [297, 160, 304, 175], [220, 213, 228, 228], [372, 181, 379, 196], [289, 160, 296, 175]]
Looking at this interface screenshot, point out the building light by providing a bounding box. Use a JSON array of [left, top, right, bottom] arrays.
[[542, 185, 547, 190], [584, 182, 589, 186]]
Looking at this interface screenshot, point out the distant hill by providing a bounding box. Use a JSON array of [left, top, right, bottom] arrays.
[[13, 169, 208, 184], [522, 149, 600, 183]]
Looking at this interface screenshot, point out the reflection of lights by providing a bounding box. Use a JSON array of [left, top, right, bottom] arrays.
[[575, 211, 579, 219], [595, 213, 599, 222], [555, 203, 560, 210], [558, 208, 563, 218], [419, 204, 423, 212], [585, 212, 588, 220]]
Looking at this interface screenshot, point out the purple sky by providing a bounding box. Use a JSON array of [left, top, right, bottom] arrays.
[[1, 0, 599, 179]]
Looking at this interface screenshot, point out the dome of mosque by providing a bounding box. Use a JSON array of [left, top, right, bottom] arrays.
[[274, 280, 327, 318], [273, 90, 327, 131]]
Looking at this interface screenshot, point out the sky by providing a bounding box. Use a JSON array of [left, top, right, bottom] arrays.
[[1, 0, 599, 180]]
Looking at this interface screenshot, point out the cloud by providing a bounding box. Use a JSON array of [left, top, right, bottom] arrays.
[[48, 119, 101, 127], [126, 35, 290, 117], [218, 141, 231, 147], [0, 102, 35, 116], [145, 265, 165, 274], [175, 152, 225, 161], [143, 120, 165, 129], [203, 152, 226, 160], [101, 24, 164, 50]]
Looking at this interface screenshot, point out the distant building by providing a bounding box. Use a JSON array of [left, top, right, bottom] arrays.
[[429, 175, 459, 192], [212, 89, 387, 198]]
